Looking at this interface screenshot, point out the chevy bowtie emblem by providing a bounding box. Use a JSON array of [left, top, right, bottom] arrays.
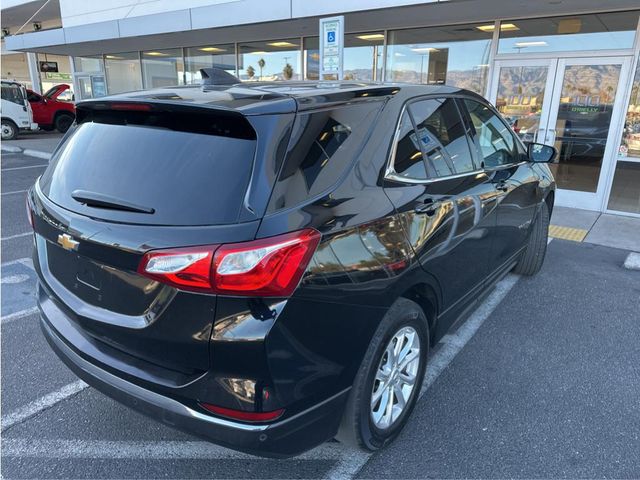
[[57, 233, 79, 251]]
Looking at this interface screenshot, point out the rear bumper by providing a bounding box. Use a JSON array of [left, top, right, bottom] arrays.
[[39, 297, 349, 458]]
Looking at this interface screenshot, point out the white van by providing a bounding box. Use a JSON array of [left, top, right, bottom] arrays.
[[1, 80, 38, 140]]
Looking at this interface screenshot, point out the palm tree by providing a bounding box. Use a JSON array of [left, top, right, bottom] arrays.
[[257, 58, 266, 80], [246, 65, 255, 80], [283, 63, 293, 80]]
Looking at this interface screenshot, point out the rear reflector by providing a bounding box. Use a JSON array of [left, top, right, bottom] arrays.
[[200, 403, 285, 422], [138, 228, 321, 296]]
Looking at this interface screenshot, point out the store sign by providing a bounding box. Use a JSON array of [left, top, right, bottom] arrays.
[[39, 61, 59, 73], [319, 15, 344, 80], [45, 72, 72, 81]]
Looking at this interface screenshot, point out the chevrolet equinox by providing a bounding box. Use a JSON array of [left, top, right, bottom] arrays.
[[29, 77, 556, 458]]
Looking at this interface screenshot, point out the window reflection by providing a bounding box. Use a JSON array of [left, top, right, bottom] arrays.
[[184, 44, 236, 84], [498, 12, 638, 54], [141, 49, 184, 89], [105, 51, 142, 94], [304, 33, 384, 81], [238, 39, 301, 81], [386, 23, 493, 95], [608, 56, 640, 214]]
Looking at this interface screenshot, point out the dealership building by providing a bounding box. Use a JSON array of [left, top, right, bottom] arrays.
[[2, 0, 640, 217]]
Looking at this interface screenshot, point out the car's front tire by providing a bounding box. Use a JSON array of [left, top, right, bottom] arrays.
[[1, 119, 18, 140], [336, 298, 429, 451], [514, 201, 550, 276]]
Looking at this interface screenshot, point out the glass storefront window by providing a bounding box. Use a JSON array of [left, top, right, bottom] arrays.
[[498, 12, 638, 54], [385, 23, 493, 95], [141, 49, 184, 89], [74, 56, 103, 73], [608, 57, 640, 214], [37, 54, 73, 94], [185, 44, 236, 84], [304, 32, 384, 81], [238, 39, 301, 81], [105, 51, 142, 94]]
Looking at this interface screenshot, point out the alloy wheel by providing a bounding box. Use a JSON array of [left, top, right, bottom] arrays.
[[370, 325, 421, 430]]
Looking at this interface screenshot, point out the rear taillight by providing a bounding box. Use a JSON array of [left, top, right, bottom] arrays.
[[138, 229, 321, 297]]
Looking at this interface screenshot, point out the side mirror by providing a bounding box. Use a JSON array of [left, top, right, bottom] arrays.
[[527, 142, 557, 163]]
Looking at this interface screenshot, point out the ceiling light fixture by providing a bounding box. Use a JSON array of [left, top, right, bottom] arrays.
[[476, 23, 520, 32], [199, 47, 226, 53], [514, 41, 548, 47], [267, 41, 297, 47], [356, 33, 385, 40]]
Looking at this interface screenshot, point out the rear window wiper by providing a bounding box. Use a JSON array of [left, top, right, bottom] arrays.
[[71, 190, 155, 214]]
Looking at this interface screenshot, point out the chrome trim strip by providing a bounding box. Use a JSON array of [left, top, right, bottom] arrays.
[[385, 169, 486, 185]]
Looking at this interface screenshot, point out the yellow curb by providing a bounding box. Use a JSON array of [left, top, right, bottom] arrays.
[[549, 225, 588, 242]]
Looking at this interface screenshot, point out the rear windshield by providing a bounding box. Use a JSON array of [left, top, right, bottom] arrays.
[[39, 107, 257, 226]]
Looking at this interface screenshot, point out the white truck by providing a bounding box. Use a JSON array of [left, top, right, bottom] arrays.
[[1, 80, 38, 140]]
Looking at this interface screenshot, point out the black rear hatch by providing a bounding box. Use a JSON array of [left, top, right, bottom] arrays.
[[33, 101, 293, 375]]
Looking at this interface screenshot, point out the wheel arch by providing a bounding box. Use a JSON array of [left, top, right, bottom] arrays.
[[544, 190, 555, 217], [399, 283, 438, 344]]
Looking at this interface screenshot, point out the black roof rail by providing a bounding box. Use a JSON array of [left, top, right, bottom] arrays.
[[200, 68, 240, 86]]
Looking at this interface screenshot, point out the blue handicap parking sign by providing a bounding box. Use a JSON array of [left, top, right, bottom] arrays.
[[327, 31, 336, 43]]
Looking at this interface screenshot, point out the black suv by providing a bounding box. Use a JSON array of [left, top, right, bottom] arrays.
[[29, 80, 556, 458]]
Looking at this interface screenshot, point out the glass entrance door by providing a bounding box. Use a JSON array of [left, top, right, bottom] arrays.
[[491, 56, 632, 211], [490, 59, 557, 144], [74, 74, 106, 100]]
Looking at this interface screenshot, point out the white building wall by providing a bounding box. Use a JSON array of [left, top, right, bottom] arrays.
[[59, 0, 444, 29], [59, 0, 238, 27]]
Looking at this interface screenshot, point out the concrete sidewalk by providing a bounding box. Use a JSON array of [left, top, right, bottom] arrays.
[[1, 132, 63, 160], [551, 206, 640, 253]]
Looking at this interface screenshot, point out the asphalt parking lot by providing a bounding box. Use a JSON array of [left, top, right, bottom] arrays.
[[2, 151, 640, 479]]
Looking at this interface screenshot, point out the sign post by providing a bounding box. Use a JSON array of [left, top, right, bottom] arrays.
[[319, 15, 344, 81]]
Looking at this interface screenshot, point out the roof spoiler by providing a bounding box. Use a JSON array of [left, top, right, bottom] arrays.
[[200, 68, 240, 86]]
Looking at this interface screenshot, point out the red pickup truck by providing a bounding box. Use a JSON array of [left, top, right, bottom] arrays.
[[27, 84, 75, 133]]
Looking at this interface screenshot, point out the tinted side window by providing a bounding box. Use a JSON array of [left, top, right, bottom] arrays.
[[268, 101, 383, 212], [464, 99, 519, 167], [392, 110, 427, 180], [409, 97, 476, 177]]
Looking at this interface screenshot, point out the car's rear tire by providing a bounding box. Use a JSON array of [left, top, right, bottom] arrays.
[[54, 113, 74, 133], [336, 298, 429, 451], [513, 201, 550, 276], [1, 119, 18, 140]]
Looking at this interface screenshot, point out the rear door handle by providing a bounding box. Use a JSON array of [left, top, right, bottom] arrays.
[[496, 181, 509, 192], [415, 201, 442, 215]]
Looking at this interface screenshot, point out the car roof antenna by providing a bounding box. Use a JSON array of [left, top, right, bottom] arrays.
[[200, 68, 240, 86]]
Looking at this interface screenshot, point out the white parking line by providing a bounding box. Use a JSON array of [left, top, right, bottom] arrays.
[[1, 164, 48, 172], [2, 189, 28, 196], [1, 257, 34, 269], [1, 306, 39, 325], [1, 232, 32, 241], [0, 438, 349, 460], [1, 380, 88, 431]]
